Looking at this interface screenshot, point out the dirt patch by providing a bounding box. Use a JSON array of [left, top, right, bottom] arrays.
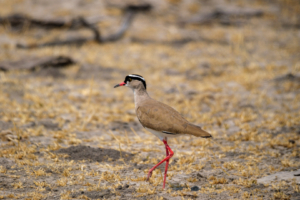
[[108, 121, 142, 132], [55, 145, 135, 162], [0, 121, 12, 131], [75, 64, 127, 80], [0, 158, 14, 169], [71, 189, 115, 199]]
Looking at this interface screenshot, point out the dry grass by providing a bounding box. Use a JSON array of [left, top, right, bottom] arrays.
[[0, 0, 300, 199]]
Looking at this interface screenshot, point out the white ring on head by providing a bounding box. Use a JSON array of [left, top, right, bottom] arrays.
[[128, 74, 145, 81]]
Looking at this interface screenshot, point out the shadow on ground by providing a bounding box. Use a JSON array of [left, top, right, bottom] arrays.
[[55, 145, 135, 162]]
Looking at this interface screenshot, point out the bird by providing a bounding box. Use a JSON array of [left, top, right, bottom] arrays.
[[114, 74, 212, 189]]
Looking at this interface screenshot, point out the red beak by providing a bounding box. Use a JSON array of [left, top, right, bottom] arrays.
[[114, 82, 126, 88]]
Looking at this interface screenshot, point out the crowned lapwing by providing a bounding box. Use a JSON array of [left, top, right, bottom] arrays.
[[114, 74, 212, 189]]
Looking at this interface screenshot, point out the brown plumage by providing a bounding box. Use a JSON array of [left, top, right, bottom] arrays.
[[136, 98, 211, 138]]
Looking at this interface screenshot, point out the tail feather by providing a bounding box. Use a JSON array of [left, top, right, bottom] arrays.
[[185, 123, 212, 138]]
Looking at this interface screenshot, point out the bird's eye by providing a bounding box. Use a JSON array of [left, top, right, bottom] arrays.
[[129, 78, 132, 82]]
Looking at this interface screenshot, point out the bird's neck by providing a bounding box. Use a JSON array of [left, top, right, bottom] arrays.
[[133, 87, 150, 108]]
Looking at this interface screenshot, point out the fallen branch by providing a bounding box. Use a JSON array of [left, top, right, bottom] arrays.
[[0, 56, 74, 71], [274, 73, 300, 83], [102, 11, 135, 42], [16, 3, 152, 48], [0, 14, 104, 31], [131, 37, 228, 46], [180, 6, 263, 26]]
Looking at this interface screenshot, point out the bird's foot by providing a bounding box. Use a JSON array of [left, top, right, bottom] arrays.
[[146, 171, 152, 181]]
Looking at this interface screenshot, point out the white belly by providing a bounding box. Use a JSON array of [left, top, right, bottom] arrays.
[[145, 127, 179, 141]]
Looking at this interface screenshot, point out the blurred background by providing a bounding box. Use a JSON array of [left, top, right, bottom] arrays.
[[0, 0, 299, 132], [0, 0, 300, 199]]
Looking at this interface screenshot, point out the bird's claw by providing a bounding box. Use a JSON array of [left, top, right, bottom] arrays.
[[146, 171, 152, 181]]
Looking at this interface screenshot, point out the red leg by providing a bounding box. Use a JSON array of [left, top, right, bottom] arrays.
[[165, 140, 169, 156], [163, 138, 169, 189], [146, 139, 174, 189]]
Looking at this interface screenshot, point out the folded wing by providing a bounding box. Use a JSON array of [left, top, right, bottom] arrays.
[[136, 99, 211, 138]]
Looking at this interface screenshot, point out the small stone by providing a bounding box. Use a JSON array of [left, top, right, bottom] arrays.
[[197, 173, 206, 179], [191, 186, 200, 191], [289, 140, 295, 144], [39, 119, 59, 130]]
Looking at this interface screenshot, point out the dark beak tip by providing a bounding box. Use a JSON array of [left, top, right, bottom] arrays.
[[114, 82, 126, 88]]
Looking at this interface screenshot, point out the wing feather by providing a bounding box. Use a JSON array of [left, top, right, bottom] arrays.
[[136, 99, 188, 135], [136, 98, 212, 138]]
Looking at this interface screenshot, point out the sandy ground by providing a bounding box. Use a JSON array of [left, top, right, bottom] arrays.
[[0, 0, 300, 199]]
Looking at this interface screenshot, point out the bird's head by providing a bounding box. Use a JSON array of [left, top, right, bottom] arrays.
[[114, 74, 147, 90]]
